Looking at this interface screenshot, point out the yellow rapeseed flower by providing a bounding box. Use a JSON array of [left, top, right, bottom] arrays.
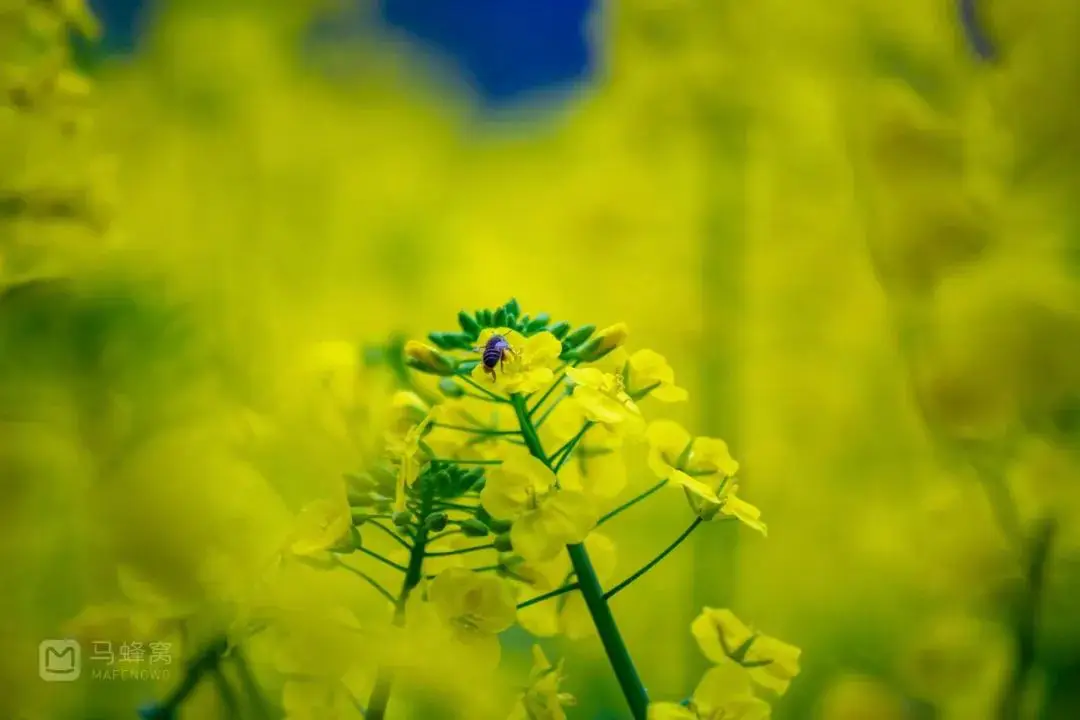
[[646, 421, 765, 534], [429, 567, 517, 667], [648, 663, 772, 720], [287, 495, 352, 556], [565, 367, 646, 435], [470, 328, 563, 394], [405, 340, 457, 375], [480, 453, 597, 562], [691, 608, 802, 696], [385, 409, 436, 512], [508, 645, 577, 720], [628, 349, 688, 402]]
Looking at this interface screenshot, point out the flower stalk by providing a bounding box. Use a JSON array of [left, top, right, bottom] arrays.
[[510, 393, 651, 720], [364, 483, 434, 720]]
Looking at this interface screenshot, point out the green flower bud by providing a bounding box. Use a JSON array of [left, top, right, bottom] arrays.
[[563, 324, 596, 349], [428, 331, 471, 351], [404, 340, 457, 376], [576, 322, 629, 362], [525, 313, 550, 333], [458, 518, 490, 537], [477, 309, 494, 327], [462, 467, 486, 491], [548, 320, 571, 339], [331, 525, 363, 553], [457, 310, 482, 338], [493, 307, 508, 327], [476, 506, 512, 533], [438, 377, 465, 398], [392, 510, 414, 527], [425, 512, 449, 533], [504, 298, 521, 318], [493, 533, 513, 552]]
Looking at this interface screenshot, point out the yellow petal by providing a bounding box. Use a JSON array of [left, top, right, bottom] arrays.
[[541, 490, 599, 545], [651, 383, 689, 403], [523, 331, 563, 366], [630, 349, 677, 385], [518, 601, 560, 637], [646, 420, 693, 477], [692, 663, 755, 710], [747, 636, 802, 696], [693, 437, 740, 477], [647, 703, 697, 720], [723, 490, 768, 537], [511, 511, 565, 562], [691, 608, 755, 665]]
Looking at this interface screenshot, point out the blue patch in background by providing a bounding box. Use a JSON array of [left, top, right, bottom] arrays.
[[85, 0, 598, 107]]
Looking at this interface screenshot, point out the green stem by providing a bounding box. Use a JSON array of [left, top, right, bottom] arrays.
[[510, 394, 649, 720], [567, 543, 649, 718], [431, 458, 503, 466], [425, 543, 495, 557], [598, 480, 667, 526], [516, 582, 581, 610], [365, 495, 433, 720], [528, 368, 568, 416], [604, 519, 702, 600], [357, 546, 407, 572], [433, 423, 520, 436], [552, 422, 594, 474], [333, 557, 397, 604], [363, 520, 413, 551], [458, 375, 510, 403]]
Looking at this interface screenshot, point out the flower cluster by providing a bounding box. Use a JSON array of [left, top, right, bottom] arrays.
[[131, 299, 802, 719]]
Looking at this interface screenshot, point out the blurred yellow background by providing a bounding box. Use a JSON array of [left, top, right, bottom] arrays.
[[2, 0, 1079, 718]]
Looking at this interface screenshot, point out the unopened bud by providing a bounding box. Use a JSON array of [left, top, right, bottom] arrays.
[[425, 512, 449, 533], [458, 518, 490, 537], [404, 341, 456, 376], [392, 510, 414, 527], [476, 507, 512, 533], [330, 526, 362, 553], [493, 533, 513, 552], [577, 322, 629, 362]]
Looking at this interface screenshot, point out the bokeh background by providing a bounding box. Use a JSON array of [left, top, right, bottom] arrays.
[[2, 0, 1080, 718]]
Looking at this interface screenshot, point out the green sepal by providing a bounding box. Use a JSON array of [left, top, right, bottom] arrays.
[[425, 512, 449, 533], [493, 306, 508, 327], [525, 313, 550, 333], [477, 309, 494, 327], [438, 377, 465, 398], [548, 320, 571, 340], [457, 310, 482, 338], [458, 518, 490, 537], [563, 324, 596, 348], [504, 298, 521, 317], [493, 533, 514, 552]]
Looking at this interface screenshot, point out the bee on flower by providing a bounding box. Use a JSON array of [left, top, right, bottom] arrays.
[[476, 332, 522, 382]]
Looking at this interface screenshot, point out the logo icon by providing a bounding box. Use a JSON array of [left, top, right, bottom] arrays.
[[39, 639, 81, 682]]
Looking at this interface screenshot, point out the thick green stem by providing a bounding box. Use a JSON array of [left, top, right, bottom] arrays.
[[365, 494, 432, 720], [510, 394, 650, 720]]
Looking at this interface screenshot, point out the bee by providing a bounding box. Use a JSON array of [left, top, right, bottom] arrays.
[[475, 334, 520, 382]]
